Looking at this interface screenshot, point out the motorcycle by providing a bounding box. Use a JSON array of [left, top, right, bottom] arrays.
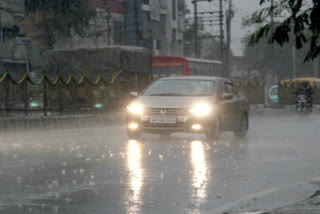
[[296, 94, 311, 115]]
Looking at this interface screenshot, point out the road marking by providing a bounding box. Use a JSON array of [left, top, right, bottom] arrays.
[[211, 187, 278, 214], [209, 177, 320, 214]]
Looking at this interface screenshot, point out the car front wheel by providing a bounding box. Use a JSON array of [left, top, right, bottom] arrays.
[[234, 114, 248, 137]]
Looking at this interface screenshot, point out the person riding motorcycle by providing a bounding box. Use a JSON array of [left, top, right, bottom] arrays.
[[293, 81, 315, 109]]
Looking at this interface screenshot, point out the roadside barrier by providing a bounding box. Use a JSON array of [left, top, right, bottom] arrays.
[[0, 69, 151, 116], [232, 78, 265, 104], [0, 112, 125, 132], [278, 80, 320, 104]]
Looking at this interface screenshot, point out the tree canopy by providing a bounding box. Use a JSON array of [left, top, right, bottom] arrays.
[[178, 0, 190, 16], [242, 34, 314, 80], [244, 0, 320, 62]]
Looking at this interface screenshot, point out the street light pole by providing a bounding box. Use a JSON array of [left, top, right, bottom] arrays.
[[226, 0, 233, 77], [292, 46, 296, 78], [193, 1, 198, 58], [219, 0, 224, 63]]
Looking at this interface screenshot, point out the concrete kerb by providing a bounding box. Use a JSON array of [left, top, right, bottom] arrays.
[[266, 190, 320, 214], [0, 112, 125, 132]]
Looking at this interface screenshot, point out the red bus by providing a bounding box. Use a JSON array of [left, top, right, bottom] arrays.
[[152, 56, 223, 79]]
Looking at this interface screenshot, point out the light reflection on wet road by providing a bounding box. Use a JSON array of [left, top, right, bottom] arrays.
[[127, 140, 143, 214], [0, 111, 320, 214], [190, 141, 209, 213]]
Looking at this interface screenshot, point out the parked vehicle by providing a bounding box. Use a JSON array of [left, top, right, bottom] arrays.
[[152, 56, 223, 79], [280, 77, 320, 87], [126, 76, 249, 140], [268, 85, 278, 105]]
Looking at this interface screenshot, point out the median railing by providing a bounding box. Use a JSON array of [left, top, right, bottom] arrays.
[[0, 69, 151, 116], [232, 78, 265, 104]]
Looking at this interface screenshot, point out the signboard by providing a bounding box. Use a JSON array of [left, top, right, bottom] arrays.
[[0, 0, 25, 16], [124, 0, 143, 46]]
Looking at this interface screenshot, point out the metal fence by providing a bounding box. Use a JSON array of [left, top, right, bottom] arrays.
[[0, 69, 151, 116], [232, 78, 265, 104]]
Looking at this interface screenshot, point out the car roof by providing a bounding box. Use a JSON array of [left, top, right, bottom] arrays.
[[159, 76, 228, 81]]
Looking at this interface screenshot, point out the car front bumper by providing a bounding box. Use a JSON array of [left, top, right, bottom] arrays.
[[126, 114, 215, 134]]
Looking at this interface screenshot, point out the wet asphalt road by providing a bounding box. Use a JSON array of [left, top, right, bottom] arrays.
[[0, 110, 320, 214]]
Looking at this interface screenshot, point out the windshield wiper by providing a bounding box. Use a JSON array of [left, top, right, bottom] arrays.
[[148, 93, 187, 96]]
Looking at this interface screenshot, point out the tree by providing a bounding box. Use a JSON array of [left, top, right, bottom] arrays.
[[242, 33, 314, 80], [25, 0, 96, 49], [244, 0, 320, 62], [178, 0, 190, 16]]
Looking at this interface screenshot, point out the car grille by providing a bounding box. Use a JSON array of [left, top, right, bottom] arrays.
[[145, 108, 189, 116], [143, 122, 185, 128]]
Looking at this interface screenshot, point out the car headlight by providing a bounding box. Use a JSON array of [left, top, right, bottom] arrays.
[[189, 103, 212, 117], [127, 103, 144, 115]]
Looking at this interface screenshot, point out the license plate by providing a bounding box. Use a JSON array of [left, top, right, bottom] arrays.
[[150, 117, 176, 124]]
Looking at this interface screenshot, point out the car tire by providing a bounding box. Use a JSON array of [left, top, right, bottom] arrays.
[[206, 118, 220, 140], [127, 129, 141, 140], [234, 114, 248, 137]]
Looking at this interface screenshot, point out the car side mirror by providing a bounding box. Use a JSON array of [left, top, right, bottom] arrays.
[[129, 92, 139, 97], [221, 93, 233, 100]]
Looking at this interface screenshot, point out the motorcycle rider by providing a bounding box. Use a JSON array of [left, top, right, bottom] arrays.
[[293, 81, 315, 110]]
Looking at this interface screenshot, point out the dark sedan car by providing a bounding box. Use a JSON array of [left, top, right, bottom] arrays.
[[126, 76, 249, 139]]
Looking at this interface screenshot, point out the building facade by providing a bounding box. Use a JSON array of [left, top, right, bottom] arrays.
[[4, 0, 184, 59], [124, 0, 184, 57], [0, 0, 28, 74], [54, 0, 185, 57], [54, 0, 125, 50]]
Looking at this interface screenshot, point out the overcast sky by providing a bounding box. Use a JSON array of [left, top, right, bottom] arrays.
[[186, 0, 261, 56]]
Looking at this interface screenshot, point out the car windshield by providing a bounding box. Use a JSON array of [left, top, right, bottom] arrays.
[[271, 87, 278, 95], [142, 79, 215, 96]]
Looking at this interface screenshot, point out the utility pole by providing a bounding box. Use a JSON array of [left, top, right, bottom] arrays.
[[106, 0, 111, 45], [226, 0, 233, 76], [292, 46, 296, 78], [193, 1, 199, 58], [192, 0, 213, 58], [271, 0, 274, 27], [134, 0, 140, 46], [265, 0, 275, 105], [219, 0, 224, 65], [314, 57, 319, 78]]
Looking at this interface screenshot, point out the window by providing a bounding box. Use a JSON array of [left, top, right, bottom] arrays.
[[172, 29, 176, 42], [160, 15, 166, 36], [113, 21, 124, 45], [232, 85, 240, 96], [142, 11, 151, 34], [143, 0, 150, 4], [217, 82, 228, 97], [156, 39, 161, 50], [172, 0, 176, 20], [271, 87, 278, 95], [225, 83, 239, 96]]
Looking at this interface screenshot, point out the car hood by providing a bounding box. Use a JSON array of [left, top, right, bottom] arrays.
[[132, 96, 213, 108]]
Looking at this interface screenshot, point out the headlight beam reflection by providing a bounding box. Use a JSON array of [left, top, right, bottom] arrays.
[[126, 140, 143, 213], [190, 140, 209, 213]]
